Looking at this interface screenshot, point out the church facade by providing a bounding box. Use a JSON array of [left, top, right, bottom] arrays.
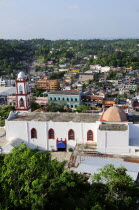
[[5, 112, 100, 152], [2, 72, 139, 156]]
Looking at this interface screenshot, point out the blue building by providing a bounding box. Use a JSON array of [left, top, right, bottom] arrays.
[[48, 90, 83, 109]]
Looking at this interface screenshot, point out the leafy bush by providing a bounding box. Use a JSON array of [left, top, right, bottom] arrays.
[[68, 148, 73, 152]]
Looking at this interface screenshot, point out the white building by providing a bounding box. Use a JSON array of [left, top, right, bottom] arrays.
[[4, 112, 99, 152], [100, 66, 110, 73], [0, 78, 15, 87], [1, 106, 139, 156], [1, 72, 139, 155]]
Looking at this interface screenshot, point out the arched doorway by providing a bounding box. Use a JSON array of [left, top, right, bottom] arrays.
[[56, 139, 67, 151], [57, 142, 66, 151], [19, 98, 24, 107]]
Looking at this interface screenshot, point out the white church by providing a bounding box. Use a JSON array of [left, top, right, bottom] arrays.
[[2, 72, 139, 156]]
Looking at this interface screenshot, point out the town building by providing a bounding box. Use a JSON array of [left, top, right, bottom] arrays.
[[0, 78, 15, 87], [2, 71, 139, 157], [1, 105, 139, 156], [102, 98, 116, 108], [48, 90, 82, 109], [81, 95, 103, 108], [35, 77, 60, 90], [0, 87, 16, 106], [79, 72, 94, 82]]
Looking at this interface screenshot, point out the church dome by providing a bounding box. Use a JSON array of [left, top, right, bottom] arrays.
[[100, 106, 128, 122], [17, 71, 26, 79]]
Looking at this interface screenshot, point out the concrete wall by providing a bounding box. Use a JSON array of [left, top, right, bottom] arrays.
[[6, 120, 99, 151], [48, 121, 99, 150], [5, 120, 48, 150], [129, 123, 139, 146], [97, 128, 129, 154], [79, 74, 94, 82]]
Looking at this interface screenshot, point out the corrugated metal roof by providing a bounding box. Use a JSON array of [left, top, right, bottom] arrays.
[[73, 157, 139, 181], [0, 87, 16, 96]]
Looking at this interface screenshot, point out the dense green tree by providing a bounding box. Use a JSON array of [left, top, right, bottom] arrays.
[[0, 144, 88, 210], [1, 145, 139, 210], [76, 105, 89, 112], [32, 86, 45, 97], [89, 164, 139, 210], [49, 71, 65, 79], [30, 100, 41, 111], [44, 102, 66, 112], [1, 39, 139, 75], [0, 105, 15, 126]]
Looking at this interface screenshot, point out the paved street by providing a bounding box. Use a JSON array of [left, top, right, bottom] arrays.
[[51, 151, 72, 167]]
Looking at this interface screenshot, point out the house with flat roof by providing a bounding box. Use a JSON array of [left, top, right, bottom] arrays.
[[48, 90, 83, 109]]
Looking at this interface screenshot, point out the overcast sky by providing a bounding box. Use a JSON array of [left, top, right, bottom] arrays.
[[0, 0, 139, 40]]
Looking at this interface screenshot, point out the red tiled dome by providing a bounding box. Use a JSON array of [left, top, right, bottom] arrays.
[[100, 107, 128, 122]]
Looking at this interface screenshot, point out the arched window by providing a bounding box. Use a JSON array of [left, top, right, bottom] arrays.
[[68, 129, 75, 140], [87, 130, 93, 141], [19, 98, 24, 107], [31, 128, 37, 139], [48, 128, 54, 139]]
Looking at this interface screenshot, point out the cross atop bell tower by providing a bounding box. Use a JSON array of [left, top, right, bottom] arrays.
[[16, 71, 31, 112]]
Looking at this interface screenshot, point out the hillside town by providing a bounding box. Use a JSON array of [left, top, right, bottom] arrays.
[[1, 0, 139, 207], [0, 60, 139, 113], [1, 39, 139, 209]]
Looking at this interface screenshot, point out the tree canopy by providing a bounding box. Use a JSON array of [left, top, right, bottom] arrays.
[[76, 105, 89, 112], [1, 39, 139, 77], [90, 164, 139, 210], [0, 105, 15, 126], [0, 144, 88, 210], [0, 145, 139, 210]]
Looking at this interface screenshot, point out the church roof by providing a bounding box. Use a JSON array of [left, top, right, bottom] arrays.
[[100, 106, 128, 122], [9, 112, 100, 123]]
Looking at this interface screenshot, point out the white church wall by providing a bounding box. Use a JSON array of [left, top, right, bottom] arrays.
[[6, 120, 28, 143], [6, 120, 48, 151], [81, 122, 100, 144], [6, 119, 100, 152], [47, 121, 99, 151], [129, 123, 139, 146], [48, 121, 77, 150], [97, 129, 129, 154], [28, 121, 48, 150]]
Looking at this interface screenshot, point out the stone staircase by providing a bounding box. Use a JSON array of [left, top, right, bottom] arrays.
[[74, 142, 97, 155], [68, 143, 98, 168]]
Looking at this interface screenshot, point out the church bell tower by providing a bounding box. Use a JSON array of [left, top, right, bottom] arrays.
[[16, 71, 31, 112]]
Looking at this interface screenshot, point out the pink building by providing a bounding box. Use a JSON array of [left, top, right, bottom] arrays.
[[7, 96, 48, 107], [7, 95, 16, 106], [35, 97, 48, 106]]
